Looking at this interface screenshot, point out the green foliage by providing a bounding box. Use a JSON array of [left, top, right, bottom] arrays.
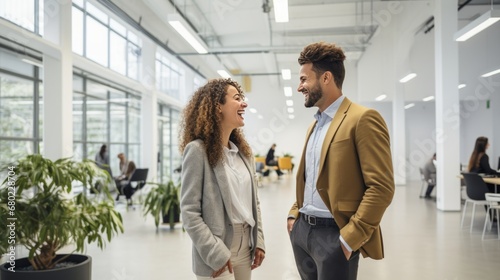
[[0, 154, 124, 270], [142, 180, 181, 229], [282, 153, 294, 158]]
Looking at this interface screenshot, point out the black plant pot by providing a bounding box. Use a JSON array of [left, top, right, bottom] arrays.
[[0, 254, 91, 280], [162, 207, 180, 227]]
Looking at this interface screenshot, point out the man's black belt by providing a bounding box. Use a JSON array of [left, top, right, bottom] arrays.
[[302, 214, 336, 227]]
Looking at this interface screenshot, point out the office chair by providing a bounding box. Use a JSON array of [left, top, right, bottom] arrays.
[[461, 173, 490, 233], [482, 193, 500, 240], [119, 168, 149, 206], [497, 156, 500, 171]]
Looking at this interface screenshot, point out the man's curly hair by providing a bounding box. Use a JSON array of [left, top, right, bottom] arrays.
[[298, 42, 346, 89], [179, 78, 252, 167]]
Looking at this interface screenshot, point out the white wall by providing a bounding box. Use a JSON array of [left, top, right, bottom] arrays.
[[243, 75, 311, 162]]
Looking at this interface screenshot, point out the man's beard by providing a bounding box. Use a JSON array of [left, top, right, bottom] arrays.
[[304, 82, 322, 108]]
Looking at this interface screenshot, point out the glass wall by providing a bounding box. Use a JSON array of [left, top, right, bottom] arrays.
[[0, 47, 43, 165], [157, 104, 181, 183], [1, 0, 204, 180], [73, 74, 141, 175]]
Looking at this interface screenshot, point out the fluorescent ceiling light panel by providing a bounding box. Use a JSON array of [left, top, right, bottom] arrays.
[[258, 115, 263, 119], [287, 107, 294, 113], [481, 68, 500, 77], [288, 114, 295, 119], [167, 14, 208, 54], [273, 0, 289, 22], [286, 99, 293, 106], [404, 103, 415, 109], [282, 69, 291, 80], [423, 96, 435, 102], [399, 73, 417, 83], [458, 84, 466, 89], [249, 108, 257, 113], [284, 87, 293, 97], [375, 94, 387, 101], [455, 9, 500, 42], [217, 70, 231, 78]]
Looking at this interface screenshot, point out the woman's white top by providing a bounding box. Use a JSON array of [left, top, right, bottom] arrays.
[[222, 141, 255, 228]]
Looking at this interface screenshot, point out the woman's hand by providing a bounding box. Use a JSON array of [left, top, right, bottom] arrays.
[[251, 248, 265, 270], [212, 259, 232, 278]]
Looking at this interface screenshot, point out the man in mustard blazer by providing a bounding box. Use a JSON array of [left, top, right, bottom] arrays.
[[287, 42, 395, 280]]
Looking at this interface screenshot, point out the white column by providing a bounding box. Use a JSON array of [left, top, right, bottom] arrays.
[[140, 40, 158, 181], [434, 0, 461, 211], [393, 83, 406, 185], [43, 0, 73, 160]]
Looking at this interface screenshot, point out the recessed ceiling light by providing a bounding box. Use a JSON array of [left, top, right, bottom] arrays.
[[423, 96, 435, 102], [481, 68, 500, 78], [458, 84, 466, 89], [282, 69, 291, 80], [273, 0, 289, 23], [399, 73, 417, 83], [286, 100, 293, 106], [284, 87, 293, 97], [404, 103, 415, 109], [375, 94, 387, 101], [217, 70, 231, 78]]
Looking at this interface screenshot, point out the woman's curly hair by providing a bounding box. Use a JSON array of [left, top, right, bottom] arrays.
[[179, 78, 252, 167], [298, 42, 346, 89]]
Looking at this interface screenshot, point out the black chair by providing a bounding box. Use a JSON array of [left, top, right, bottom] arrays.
[[119, 168, 149, 205], [497, 156, 500, 171], [461, 173, 490, 232]]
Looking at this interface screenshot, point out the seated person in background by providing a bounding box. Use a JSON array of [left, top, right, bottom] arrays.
[[265, 144, 283, 176], [115, 160, 136, 203], [115, 153, 136, 200], [422, 153, 436, 199], [116, 153, 129, 178], [468, 136, 500, 193]]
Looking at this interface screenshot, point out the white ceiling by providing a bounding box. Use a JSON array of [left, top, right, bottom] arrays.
[[107, 0, 500, 112]]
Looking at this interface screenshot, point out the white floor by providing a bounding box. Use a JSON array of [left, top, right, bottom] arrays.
[[77, 174, 500, 279]]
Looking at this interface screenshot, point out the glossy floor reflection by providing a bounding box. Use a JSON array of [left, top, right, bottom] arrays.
[[83, 174, 500, 280]]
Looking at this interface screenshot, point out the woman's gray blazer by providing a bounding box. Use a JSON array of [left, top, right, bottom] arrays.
[[180, 140, 265, 277]]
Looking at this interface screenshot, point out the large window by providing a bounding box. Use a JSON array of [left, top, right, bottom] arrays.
[[72, 0, 142, 80], [156, 52, 183, 100], [73, 74, 141, 175], [0, 0, 44, 35], [0, 47, 43, 165]]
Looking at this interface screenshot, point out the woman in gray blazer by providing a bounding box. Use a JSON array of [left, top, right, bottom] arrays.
[[179, 78, 265, 280]]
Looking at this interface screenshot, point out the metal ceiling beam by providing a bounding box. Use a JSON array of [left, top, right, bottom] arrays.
[[176, 45, 366, 56]]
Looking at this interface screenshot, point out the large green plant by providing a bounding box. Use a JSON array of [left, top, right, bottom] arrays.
[[0, 154, 124, 270], [142, 180, 180, 229]]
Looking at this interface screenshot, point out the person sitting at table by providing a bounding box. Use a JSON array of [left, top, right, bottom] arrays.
[[468, 136, 500, 193]]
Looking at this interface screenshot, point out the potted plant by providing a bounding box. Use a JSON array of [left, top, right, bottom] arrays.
[[0, 154, 124, 280], [282, 153, 294, 158], [142, 179, 181, 230]]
